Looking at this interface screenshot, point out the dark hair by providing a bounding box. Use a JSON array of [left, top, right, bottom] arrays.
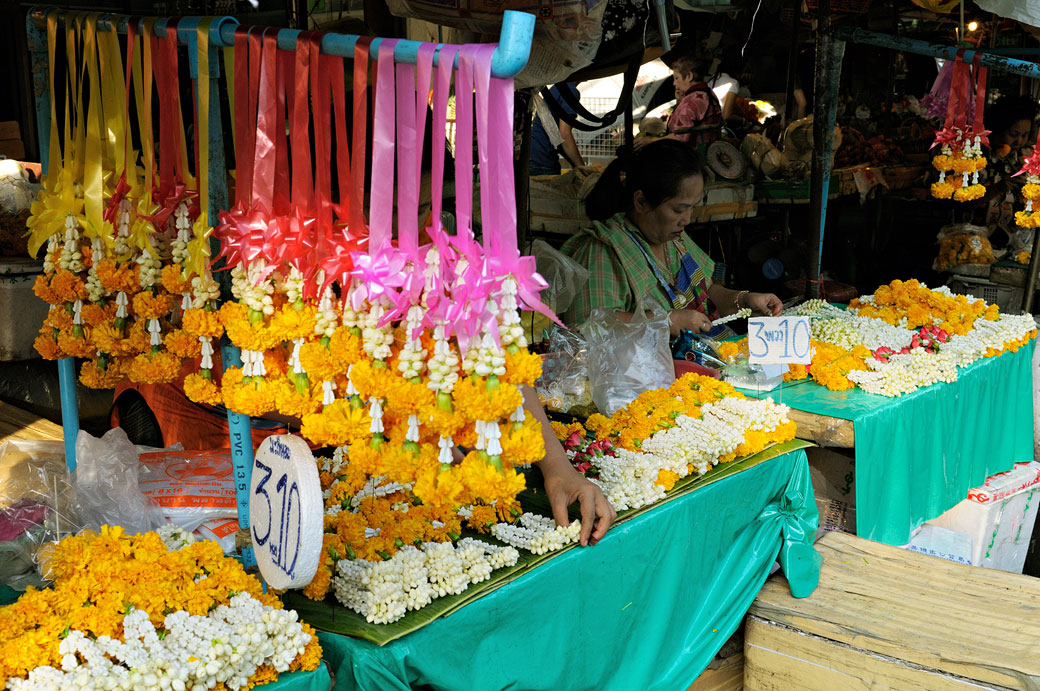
[[986, 94, 1038, 140], [585, 139, 702, 221], [669, 55, 711, 82]]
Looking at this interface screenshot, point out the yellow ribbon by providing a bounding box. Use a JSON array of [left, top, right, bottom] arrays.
[[81, 14, 104, 239], [187, 18, 215, 280]]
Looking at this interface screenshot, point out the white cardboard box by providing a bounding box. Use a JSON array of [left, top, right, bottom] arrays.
[[927, 461, 1040, 573]]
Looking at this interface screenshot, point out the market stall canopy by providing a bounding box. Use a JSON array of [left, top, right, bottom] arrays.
[[973, 0, 1040, 28]]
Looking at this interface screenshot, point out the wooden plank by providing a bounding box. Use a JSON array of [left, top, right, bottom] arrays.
[[744, 617, 1006, 691], [749, 531, 1040, 689], [687, 652, 743, 691], [0, 401, 63, 445], [788, 408, 854, 447]]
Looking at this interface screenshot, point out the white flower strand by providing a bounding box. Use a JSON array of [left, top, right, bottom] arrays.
[[230, 260, 275, 315], [360, 299, 395, 361], [496, 277, 527, 349], [332, 539, 518, 624], [397, 305, 428, 380], [490, 512, 582, 555], [58, 217, 84, 273], [8, 594, 311, 691], [426, 325, 460, 393], [42, 235, 59, 274], [85, 236, 105, 303]]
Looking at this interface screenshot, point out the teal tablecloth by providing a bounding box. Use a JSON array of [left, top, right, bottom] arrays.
[[317, 449, 820, 691], [746, 343, 1035, 545]]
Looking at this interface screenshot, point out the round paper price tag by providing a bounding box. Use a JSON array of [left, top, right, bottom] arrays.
[[250, 435, 322, 589]]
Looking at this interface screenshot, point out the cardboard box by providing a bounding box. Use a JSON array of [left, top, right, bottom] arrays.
[[745, 531, 1040, 690], [927, 461, 1040, 573], [806, 447, 856, 536]]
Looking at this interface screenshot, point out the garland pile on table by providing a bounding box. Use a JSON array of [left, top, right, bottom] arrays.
[[720, 280, 1036, 397], [0, 525, 321, 690], [548, 374, 795, 511]]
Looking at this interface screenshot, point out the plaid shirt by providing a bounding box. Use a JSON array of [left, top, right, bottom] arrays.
[[561, 212, 715, 328]]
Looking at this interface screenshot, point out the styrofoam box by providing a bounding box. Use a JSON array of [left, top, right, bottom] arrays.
[[927, 461, 1040, 573], [0, 259, 48, 361]]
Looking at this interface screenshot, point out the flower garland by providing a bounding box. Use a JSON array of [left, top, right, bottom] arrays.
[[0, 525, 321, 689]]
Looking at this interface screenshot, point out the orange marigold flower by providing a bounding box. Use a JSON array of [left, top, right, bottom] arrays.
[[164, 329, 203, 358], [79, 357, 126, 389], [50, 269, 88, 303], [34, 329, 62, 360], [220, 301, 281, 351], [182, 307, 224, 338], [56, 327, 95, 358], [269, 302, 318, 342], [159, 264, 192, 295], [329, 328, 365, 366], [132, 290, 175, 320], [299, 341, 339, 381], [33, 274, 59, 304]]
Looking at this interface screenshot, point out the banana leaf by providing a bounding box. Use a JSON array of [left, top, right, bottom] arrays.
[[284, 439, 813, 646]]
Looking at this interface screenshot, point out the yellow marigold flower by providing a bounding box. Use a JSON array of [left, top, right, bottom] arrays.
[[184, 372, 222, 405], [452, 376, 524, 423], [655, 468, 679, 491], [953, 183, 985, 202], [465, 503, 499, 533], [220, 301, 281, 351], [221, 367, 276, 417], [413, 462, 467, 508], [329, 328, 365, 367], [128, 350, 182, 384], [501, 416, 546, 466], [270, 302, 318, 342], [502, 348, 543, 386], [96, 258, 140, 294], [931, 154, 951, 172], [1022, 183, 1040, 201], [79, 357, 125, 389], [930, 180, 954, 199], [301, 398, 372, 448], [56, 327, 95, 358]]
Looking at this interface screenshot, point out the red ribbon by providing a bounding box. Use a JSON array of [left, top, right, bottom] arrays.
[[970, 52, 989, 148], [351, 37, 372, 239]]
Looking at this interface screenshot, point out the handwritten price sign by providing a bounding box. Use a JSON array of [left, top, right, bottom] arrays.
[[748, 316, 813, 365], [250, 435, 322, 589]]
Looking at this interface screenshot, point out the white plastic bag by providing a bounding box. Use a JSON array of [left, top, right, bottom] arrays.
[[73, 428, 165, 535], [532, 240, 590, 316], [138, 449, 238, 532], [582, 300, 675, 415]]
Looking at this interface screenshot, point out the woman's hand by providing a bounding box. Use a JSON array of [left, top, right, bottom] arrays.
[[543, 467, 617, 546], [669, 308, 712, 336], [746, 292, 782, 316]]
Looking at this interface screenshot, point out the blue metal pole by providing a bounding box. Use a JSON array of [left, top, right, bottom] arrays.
[[221, 343, 256, 568], [27, 7, 536, 78], [806, 1, 845, 299], [27, 10, 81, 470], [834, 26, 1040, 79]]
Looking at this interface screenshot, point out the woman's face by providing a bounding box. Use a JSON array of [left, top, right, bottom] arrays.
[[634, 174, 704, 246], [997, 119, 1032, 152], [672, 68, 695, 100]]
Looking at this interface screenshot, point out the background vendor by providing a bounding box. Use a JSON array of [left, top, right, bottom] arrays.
[[664, 56, 723, 149], [982, 95, 1038, 252], [562, 139, 781, 334]]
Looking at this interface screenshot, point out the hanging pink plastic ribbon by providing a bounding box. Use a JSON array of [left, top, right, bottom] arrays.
[[422, 44, 460, 326], [967, 53, 989, 147], [350, 39, 408, 311], [931, 49, 967, 152]]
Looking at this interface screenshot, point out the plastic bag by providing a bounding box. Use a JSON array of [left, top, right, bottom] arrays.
[[535, 327, 596, 417], [582, 301, 675, 416], [934, 223, 995, 272], [532, 240, 590, 316], [73, 427, 165, 535], [0, 439, 77, 590], [194, 517, 240, 555], [138, 449, 238, 532]]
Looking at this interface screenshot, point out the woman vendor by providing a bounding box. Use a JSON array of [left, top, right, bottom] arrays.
[[982, 95, 1038, 251], [562, 139, 781, 334]]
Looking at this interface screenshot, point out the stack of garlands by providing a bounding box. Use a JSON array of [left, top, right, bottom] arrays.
[[28, 18, 218, 390], [206, 41, 558, 608], [559, 373, 797, 510], [745, 280, 1035, 396], [930, 54, 988, 202], [0, 525, 321, 689], [1013, 148, 1040, 230]]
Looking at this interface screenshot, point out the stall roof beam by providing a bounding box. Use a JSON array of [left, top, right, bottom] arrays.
[[833, 26, 1040, 79]]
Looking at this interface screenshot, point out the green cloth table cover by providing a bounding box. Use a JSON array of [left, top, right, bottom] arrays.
[[745, 343, 1035, 545], [317, 449, 819, 691]]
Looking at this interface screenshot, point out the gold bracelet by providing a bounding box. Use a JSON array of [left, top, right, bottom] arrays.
[[736, 290, 750, 309]]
